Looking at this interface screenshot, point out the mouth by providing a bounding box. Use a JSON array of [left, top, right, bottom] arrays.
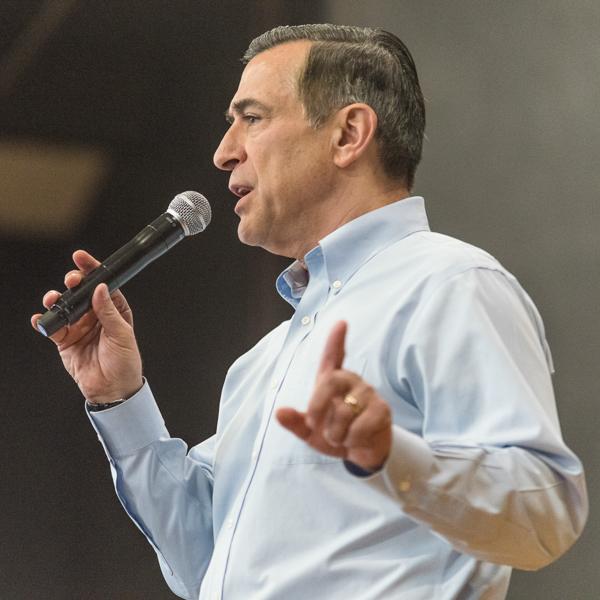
[[229, 184, 254, 198], [229, 184, 254, 215]]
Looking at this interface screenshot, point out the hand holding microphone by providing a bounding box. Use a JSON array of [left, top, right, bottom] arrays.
[[31, 192, 211, 404]]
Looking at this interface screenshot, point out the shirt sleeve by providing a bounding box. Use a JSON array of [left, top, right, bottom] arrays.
[[360, 267, 588, 570], [87, 381, 214, 600]]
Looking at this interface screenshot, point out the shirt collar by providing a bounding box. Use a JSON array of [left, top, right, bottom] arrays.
[[276, 196, 430, 308]]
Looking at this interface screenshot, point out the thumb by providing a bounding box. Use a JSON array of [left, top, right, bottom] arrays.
[[92, 284, 128, 336]]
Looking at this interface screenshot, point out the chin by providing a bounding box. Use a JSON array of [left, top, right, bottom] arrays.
[[237, 221, 260, 247]]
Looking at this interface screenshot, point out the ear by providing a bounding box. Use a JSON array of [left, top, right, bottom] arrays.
[[331, 103, 378, 170]]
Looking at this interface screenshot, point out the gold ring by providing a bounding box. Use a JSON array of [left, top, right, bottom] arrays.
[[343, 393, 362, 416]]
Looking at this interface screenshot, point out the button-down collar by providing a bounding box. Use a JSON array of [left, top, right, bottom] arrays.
[[276, 196, 430, 308]]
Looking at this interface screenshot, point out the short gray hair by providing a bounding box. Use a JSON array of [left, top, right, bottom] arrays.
[[243, 24, 425, 189]]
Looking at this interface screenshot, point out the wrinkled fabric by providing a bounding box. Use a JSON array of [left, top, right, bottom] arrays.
[[88, 197, 587, 600]]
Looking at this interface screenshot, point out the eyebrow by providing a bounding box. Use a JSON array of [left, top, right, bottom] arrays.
[[225, 98, 272, 122]]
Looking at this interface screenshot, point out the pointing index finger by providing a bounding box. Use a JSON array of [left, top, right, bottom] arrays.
[[317, 320, 347, 375]]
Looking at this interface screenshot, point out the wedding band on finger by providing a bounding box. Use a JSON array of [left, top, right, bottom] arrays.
[[343, 393, 363, 416]]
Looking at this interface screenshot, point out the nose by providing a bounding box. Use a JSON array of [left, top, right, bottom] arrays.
[[213, 124, 245, 172]]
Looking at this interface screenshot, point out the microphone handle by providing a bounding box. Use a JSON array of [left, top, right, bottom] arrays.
[[37, 213, 184, 337]]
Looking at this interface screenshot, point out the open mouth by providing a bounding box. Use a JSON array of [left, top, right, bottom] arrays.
[[230, 185, 253, 198]]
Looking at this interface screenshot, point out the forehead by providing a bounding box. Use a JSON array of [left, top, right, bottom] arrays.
[[231, 41, 312, 108]]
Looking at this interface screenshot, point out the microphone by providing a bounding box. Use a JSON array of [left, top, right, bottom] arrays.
[[36, 191, 211, 338]]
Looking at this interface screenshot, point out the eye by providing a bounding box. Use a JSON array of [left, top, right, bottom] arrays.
[[243, 114, 260, 125]]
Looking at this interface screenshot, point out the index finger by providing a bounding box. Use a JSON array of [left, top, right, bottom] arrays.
[[317, 320, 347, 376], [72, 249, 101, 272], [64, 250, 102, 289]]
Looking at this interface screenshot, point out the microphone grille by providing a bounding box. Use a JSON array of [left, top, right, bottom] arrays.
[[168, 191, 212, 235]]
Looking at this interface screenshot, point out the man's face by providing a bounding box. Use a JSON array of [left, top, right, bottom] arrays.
[[213, 41, 336, 258]]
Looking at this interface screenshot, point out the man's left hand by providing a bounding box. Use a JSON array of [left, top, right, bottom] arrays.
[[276, 321, 392, 471]]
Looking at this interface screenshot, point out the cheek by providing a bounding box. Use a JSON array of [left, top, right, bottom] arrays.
[[252, 150, 289, 196], [251, 129, 329, 198]]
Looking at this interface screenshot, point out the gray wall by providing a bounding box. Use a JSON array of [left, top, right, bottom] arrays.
[[323, 2, 599, 599]]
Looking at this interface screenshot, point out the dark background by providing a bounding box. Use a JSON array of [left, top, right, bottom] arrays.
[[1, 1, 597, 599]]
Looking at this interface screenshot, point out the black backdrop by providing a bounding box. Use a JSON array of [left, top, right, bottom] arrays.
[[1, 2, 311, 598]]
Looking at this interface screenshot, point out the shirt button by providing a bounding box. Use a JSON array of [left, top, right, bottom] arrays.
[[270, 378, 278, 391], [301, 315, 311, 326], [332, 280, 342, 291], [226, 518, 234, 529], [398, 480, 411, 493], [252, 450, 258, 460]]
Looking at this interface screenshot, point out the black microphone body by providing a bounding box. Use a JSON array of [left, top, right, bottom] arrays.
[[37, 213, 183, 337], [36, 192, 210, 338]]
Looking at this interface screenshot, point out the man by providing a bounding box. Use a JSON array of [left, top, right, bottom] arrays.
[[33, 25, 587, 600]]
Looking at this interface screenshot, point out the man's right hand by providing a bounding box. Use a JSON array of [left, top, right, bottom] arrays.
[[31, 250, 144, 405]]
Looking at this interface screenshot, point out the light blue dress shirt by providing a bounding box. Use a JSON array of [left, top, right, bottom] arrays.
[[88, 196, 587, 600]]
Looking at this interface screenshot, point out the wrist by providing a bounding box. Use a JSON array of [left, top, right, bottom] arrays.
[[85, 378, 144, 409]]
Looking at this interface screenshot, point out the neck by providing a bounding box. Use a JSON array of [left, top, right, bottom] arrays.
[[292, 182, 410, 260]]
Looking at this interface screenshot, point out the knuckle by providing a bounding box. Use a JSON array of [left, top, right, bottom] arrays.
[[307, 398, 326, 418], [328, 370, 343, 385], [358, 382, 374, 396], [345, 428, 367, 447], [366, 402, 387, 423], [324, 373, 345, 395], [336, 402, 353, 419], [316, 371, 332, 387], [332, 369, 356, 390], [375, 398, 392, 416]]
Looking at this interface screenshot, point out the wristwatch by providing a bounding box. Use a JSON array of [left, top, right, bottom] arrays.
[[86, 400, 125, 412]]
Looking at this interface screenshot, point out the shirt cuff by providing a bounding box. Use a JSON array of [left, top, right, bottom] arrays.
[[382, 426, 434, 496], [350, 426, 434, 500], [86, 379, 168, 458]]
